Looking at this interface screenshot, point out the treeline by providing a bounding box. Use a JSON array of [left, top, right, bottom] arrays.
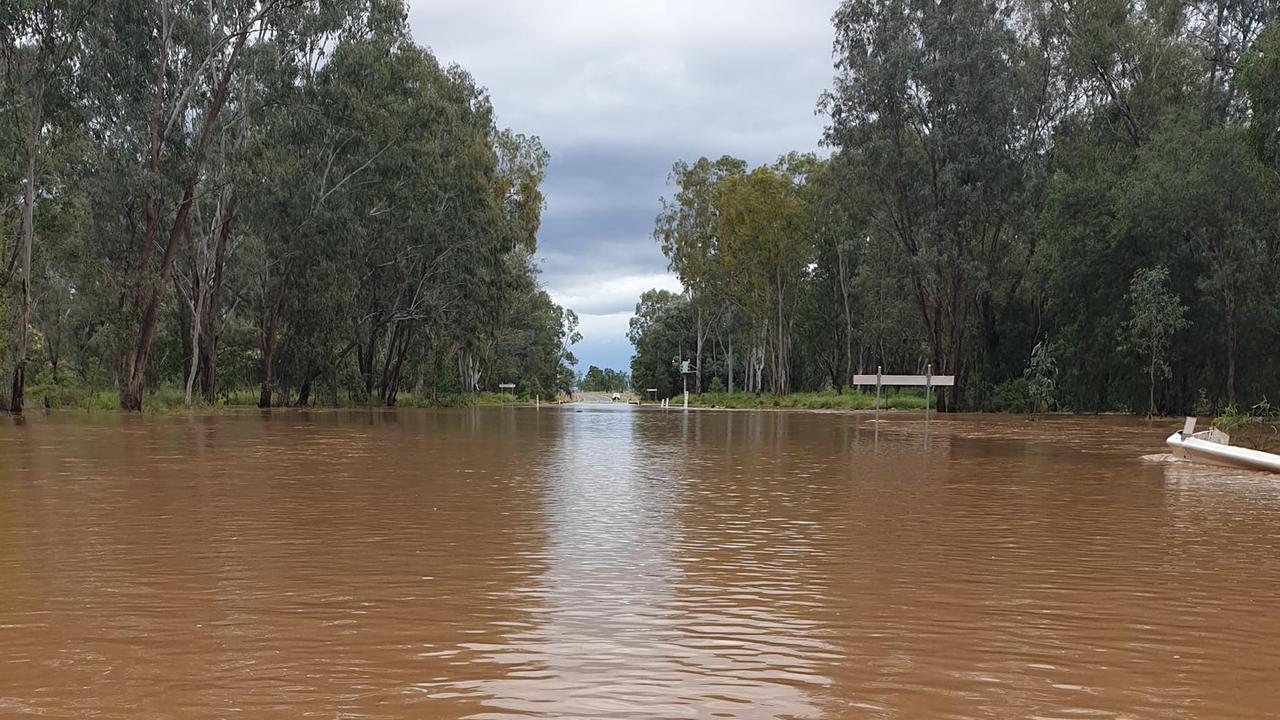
[[630, 0, 1279, 414], [0, 0, 578, 412], [578, 365, 629, 393]]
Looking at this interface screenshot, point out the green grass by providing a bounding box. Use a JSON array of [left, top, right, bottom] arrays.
[[1214, 399, 1280, 451], [687, 390, 927, 411], [22, 383, 546, 413]]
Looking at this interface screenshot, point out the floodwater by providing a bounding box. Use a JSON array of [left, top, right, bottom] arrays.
[[2, 407, 1278, 719]]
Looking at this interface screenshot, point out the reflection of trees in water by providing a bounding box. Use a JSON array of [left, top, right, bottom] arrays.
[[456, 407, 836, 718]]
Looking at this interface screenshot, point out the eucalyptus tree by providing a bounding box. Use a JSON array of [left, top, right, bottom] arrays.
[[715, 163, 810, 395], [450, 131, 549, 395], [824, 0, 1064, 406], [243, 13, 413, 407], [1, 0, 87, 412], [1122, 266, 1188, 417], [1240, 21, 1279, 169], [70, 0, 299, 410], [628, 289, 692, 400], [795, 155, 865, 390], [654, 155, 745, 393]]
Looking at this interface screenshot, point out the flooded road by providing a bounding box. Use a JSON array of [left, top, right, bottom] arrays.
[[2, 407, 1278, 719]]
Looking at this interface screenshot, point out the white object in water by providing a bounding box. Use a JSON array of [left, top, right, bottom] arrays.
[[1166, 417, 1280, 473]]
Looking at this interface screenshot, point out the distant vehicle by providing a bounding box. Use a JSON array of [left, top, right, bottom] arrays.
[[611, 392, 622, 402]]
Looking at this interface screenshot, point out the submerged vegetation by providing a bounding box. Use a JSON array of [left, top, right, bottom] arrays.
[[630, 0, 1280, 415], [1, 0, 577, 413]]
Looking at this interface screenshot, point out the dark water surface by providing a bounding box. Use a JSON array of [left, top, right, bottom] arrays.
[[2, 406, 1279, 719]]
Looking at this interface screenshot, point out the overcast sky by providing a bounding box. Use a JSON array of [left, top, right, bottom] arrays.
[[406, 1, 839, 372]]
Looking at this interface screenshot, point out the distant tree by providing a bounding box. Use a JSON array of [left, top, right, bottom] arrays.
[[1121, 267, 1189, 417], [628, 289, 692, 399], [655, 156, 746, 393], [579, 365, 628, 393], [717, 164, 810, 394], [1024, 341, 1057, 414]]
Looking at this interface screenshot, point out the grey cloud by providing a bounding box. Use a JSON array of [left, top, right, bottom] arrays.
[[407, 0, 839, 369]]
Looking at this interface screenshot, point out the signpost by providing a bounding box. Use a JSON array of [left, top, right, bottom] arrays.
[[852, 364, 955, 421], [679, 360, 692, 409], [497, 383, 516, 397]]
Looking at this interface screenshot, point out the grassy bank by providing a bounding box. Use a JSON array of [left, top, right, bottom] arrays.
[[1214, 401, 1280, 452], [24, 383, 550, 414], [685, 390, 927, 411]]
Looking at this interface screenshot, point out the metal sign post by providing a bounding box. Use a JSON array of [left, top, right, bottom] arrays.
[[852, 368, 955, 422], [875, 366, 883, 422], [925, 363, 931, 421], [679, 360, 692, 410]]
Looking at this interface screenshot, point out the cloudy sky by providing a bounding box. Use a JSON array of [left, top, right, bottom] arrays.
[[407, 1, 839, 371]]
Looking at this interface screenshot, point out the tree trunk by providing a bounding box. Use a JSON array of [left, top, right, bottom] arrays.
[[1148, 356, 1157, 418], [9, 122, 38, 414], [727, 328, 734, 395], [694, 304, 703, 394], [121, 23, 249, 411], [383, 329, 411, 407], [184, 282, 206, 405], [838, 244, 853, 389], [258, 331, 276, 408], [1225, 294, 1236, 407], [378, 322, 402, 403]]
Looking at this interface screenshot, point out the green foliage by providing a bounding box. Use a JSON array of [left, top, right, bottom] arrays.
[[0, 3, 576, 412], [1216, 397, 1279, 430], [1024, 342, 1057, 413], [1239, 21, 1280, 169], [579, 365, 629, 393], [987, 378, 1032, 414], [689, 390, 925, 411], [632, 0, 1280, 416], [1121, 266, 1189, 415]]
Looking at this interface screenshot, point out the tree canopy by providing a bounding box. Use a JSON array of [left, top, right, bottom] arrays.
[[1, 0, 577, 411], [630, 1, 1280, 414]]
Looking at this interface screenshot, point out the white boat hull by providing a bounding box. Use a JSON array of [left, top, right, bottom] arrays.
[[1166, 432, 1280, 474]]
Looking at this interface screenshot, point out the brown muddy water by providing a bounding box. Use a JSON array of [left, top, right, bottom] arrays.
[[2, 407, 1278, 719]]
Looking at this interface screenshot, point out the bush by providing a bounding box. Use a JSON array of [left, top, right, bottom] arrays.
[[987, 378, 1032, 413]]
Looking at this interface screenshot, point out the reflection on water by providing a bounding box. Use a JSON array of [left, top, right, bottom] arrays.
[[2, 408, 1280, 719]]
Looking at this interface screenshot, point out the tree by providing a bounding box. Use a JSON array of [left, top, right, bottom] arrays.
[[655, 156, 746, 393], [716, 163, 810, 394], [1239, 20, 1280, 173], [628, 289, 692, 400], [1122, 266, 1189, 417], [580, 365, 628, 393], [1025, 341, 1057, 414], [1, 0, 86, 412], [824, 0, 1061, 407]]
